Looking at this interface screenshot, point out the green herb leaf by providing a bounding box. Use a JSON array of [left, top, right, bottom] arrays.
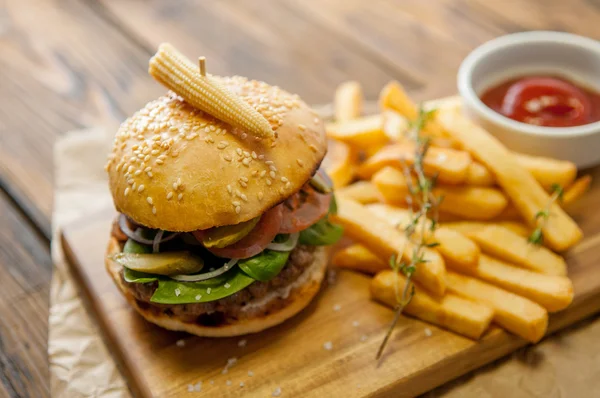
[[528, 228, 544, 245], [425, 241, 440, 248], [551, 183, 565, 201], [535, 209, 550, 220], [329, 193, 338, 215], [299, 218, 344, 246], [123, 267, 158, 283], [237, 250, 290, 282]]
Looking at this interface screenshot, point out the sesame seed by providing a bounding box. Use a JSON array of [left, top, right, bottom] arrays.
[[269, 165, 277, 172], [241, 194, 248, 202], [241, 133, 247, 139], [298, 124, 306, 131], [258, 192, 264, 200], [132, 182, 137, 191], [151, 149, 159, 155], [217, 141, 228, 149], [144, 167, 151, 172], [147, 172, 153, 178], [285, 182, 291, 189], [224, 155, 232, 162], [242, 158, 251, 166], [138, 185, 145, 192], [240, 181, 247, 188], [252, 151, 257, 159], [235, 206, 241, 214], [265, 160, 274, 165], [309, 145, 318, 152], [266, 179, 272, 186], [323, 341, 333, 350], [251, 170, 258, 176], [147, 197, 153, 205], [152, 206, 157, 215], [227, 185, 233, 194], [240, 176, 249, 182], [424, 328, 433, 337], [281, 177, 289, 182], [297, 159, 304, 167], [232, 201, 241, 206], [127, 165, 134, 173], [177, 178, 182, 186], [124, 188, 130, 196], [167, 192, 173, 200], [236, 148, 243, 156], [172, 182, 178, 190], [178, 193, 183, 201], [260, 170, 267, 177], [258, 154, 265, 160], [269, 171, 276, 178], [156, 159, 164, 165]]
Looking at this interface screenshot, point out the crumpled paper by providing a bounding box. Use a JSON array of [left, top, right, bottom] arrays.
[[49, 129, 600, 398]]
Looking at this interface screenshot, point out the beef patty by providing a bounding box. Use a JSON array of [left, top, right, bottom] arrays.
[[121, 245, 316, 325]]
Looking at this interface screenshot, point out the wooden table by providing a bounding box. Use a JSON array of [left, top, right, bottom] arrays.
[[2, 1, 600, 396]]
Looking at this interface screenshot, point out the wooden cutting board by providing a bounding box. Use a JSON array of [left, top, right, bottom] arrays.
[[61, 169, 600, 398]]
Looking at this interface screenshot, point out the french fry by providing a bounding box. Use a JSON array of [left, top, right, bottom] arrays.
[[563, 175, 592, 208], [337, 181, 381, 204], [371, 167, 508, 220], [379, 81, 448, 139], [438, 110, 582, 251], [371, 270, 494, 339], [468, 225, 567, 276], [423, 95, 463, 114], [331, 197, 446, 295], [366, 203, 480, 268], [334, 81, 363, 122], [358, 143, 472, 184], [382, 110, 409, 141], [447, 254, 573, 312], [383, 109, 459, 149], [326, 115, 389, 149], [322, 139, 355, 189], [332, 244, 387, 274], [445, 271, 548, 343], [443, 221, 531, 238], [514, 153, 577, 191], [466, 162, 495, 186]]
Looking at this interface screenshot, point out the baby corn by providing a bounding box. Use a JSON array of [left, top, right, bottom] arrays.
[[149, 43, 275, 139]]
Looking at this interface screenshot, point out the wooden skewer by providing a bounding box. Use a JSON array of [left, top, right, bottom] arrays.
[[199, 56, 206, 77]]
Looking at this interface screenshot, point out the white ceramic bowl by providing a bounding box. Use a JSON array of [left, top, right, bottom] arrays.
[[458, 31, 600, 168]]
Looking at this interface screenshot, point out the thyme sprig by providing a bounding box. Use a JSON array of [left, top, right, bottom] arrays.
[[376, 106, 442, 360], [528, 183, 564, 245]]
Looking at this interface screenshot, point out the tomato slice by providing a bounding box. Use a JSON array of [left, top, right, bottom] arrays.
[[195, 205, 283, 259], [279, 185, 332, 233]]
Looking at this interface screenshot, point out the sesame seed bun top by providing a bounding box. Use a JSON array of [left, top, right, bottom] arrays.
[[105, 76, 327, 231]]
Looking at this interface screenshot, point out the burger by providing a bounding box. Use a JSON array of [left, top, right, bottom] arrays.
[[104, 44, 343, 337]]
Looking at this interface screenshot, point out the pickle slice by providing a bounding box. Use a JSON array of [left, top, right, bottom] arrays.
[[111, 252, 204, 276], [201, 217, 260, 248]]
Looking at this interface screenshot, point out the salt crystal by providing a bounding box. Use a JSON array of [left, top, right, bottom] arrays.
[[272, 386, 282, 397], [187, 384, 194, 392], [238, 339, 247, 347], [176, 339, 185, 347], [360, 335, 368, 342], [333, 304, 341, 311], [248, 370, 254, 377], [323, 341, 333, 350], [424, 328, 433, 337], [240, 382, 245, 387], [226, 380, 232, 386], [352, 321, 360, 327]]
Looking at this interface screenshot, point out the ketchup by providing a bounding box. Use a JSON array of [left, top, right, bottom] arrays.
[[480, 76, 600, 127]]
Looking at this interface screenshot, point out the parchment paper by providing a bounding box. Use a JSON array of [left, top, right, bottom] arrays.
[[49, 129, 600, 398]]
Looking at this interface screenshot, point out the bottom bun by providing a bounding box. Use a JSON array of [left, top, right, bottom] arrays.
[[105, 237, 328, 337]]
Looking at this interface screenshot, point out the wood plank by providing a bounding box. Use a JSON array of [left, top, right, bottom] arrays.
[[61, 186, 600, 398], [0, 0, 166, 237], [97, 0, 416, 103], [0, 190, 52, 398]]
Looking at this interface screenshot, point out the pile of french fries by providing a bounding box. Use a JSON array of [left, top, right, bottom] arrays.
[[325, 81, 592, 343]]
